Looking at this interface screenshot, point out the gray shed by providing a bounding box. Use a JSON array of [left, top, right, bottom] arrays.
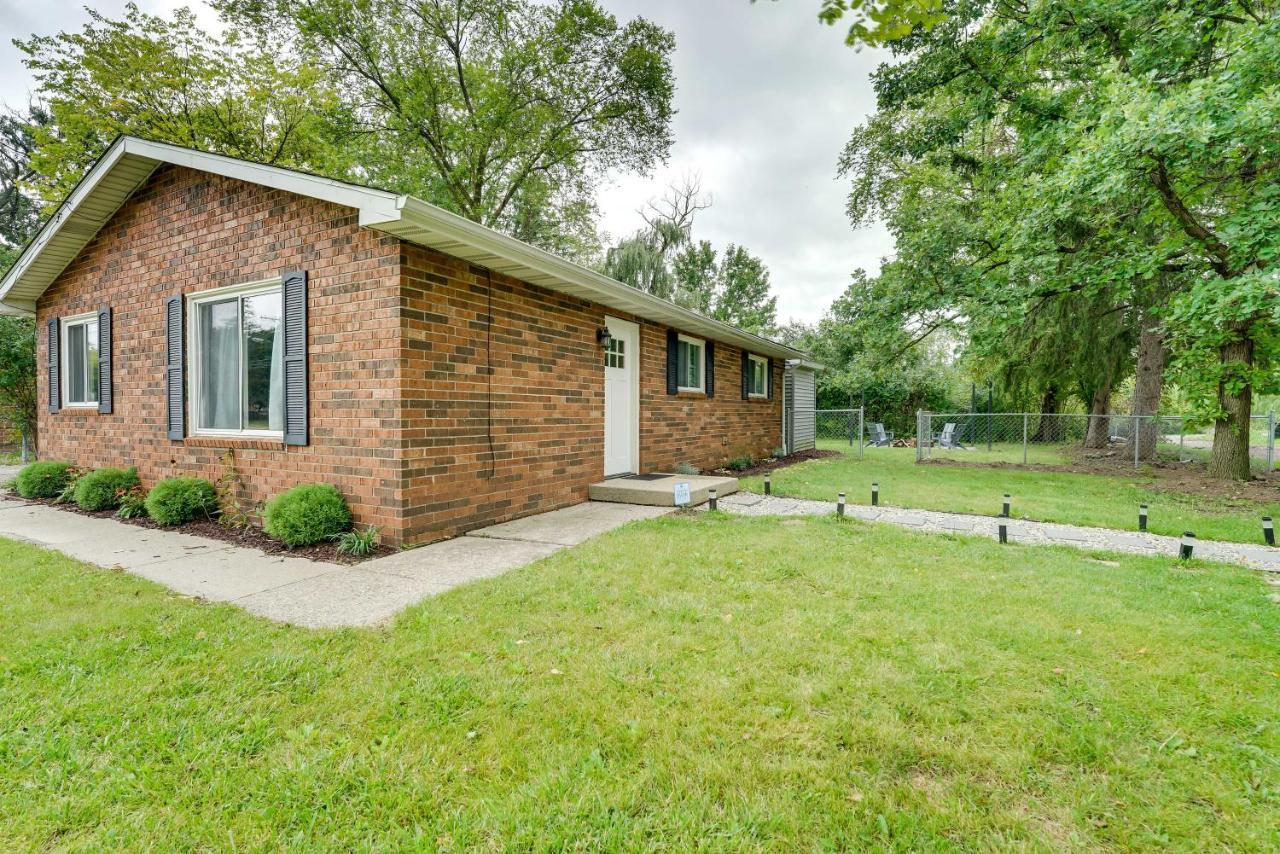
[[783, 359, 821, 454]]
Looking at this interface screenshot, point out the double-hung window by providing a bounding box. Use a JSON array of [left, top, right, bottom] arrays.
[[748, 354, 768, 398], [676, 334, 705, 393], [189, 279, 284, 437], [62, 313, 100, 407]]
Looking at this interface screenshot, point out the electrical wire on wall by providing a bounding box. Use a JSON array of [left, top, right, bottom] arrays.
[[484, 267, 496, 478]]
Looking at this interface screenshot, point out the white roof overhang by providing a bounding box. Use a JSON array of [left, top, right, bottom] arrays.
[[0, 137, 805, 360]]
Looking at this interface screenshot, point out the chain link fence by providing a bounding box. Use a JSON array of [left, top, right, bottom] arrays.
[[915, 411, 1278, 472], [812, 408, 1279, 472]]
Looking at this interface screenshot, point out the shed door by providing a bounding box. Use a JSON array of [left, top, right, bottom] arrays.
[[603, 317, 639, 476]]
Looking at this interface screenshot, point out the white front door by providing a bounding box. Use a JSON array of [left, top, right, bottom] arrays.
[[603, 316, 639, 476]]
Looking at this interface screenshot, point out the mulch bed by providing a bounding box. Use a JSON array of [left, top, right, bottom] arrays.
[[922, 447, 1279, 504], [710, 448, 842, 478], [3, 491, 395, 565]]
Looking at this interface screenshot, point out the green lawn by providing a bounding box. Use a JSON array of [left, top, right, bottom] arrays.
[[3, 517, 1279, 849], [742, 444, 1280, 545]]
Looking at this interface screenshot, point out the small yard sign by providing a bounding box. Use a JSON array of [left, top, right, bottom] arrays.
[[673, 481, 691, 506]]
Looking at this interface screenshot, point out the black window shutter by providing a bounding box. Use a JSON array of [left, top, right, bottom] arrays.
[[665, 329, 678, 395], [282, 269, 309, 446], [165, 296, 185, 440], [767, 357, 774, 400], [704, 341, 715, 397], [97, 306, 113, 414], [741, 350, 750, 400], [47, 318, 60, 413]]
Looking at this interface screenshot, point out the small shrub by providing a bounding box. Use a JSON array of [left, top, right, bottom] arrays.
[[727, 456, 756, 472], [145, 477, 218, 526], [14, 461, 73, 499], [771, 446, 787, 459], [264, 483, 352, 547], [53, 471, 84, 505], [116, 486, 150, 520], [73, 467, 140, 512], [673, 461, 700, 476], [335, 525, 380, 557]]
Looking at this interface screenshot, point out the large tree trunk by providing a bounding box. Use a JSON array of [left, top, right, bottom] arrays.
[[1208, 330, 1254, 480], [1126, 310, 1166, 460], [1031, 385, 1063, 442], [1083, 382, 1112, 449]]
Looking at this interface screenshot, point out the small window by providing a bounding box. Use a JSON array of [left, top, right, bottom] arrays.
[[677, 334, 704, 393], [604, 336, 625, 369], [62, 314, 100, 407], [748, 354, 768, 397], [189, 280, 284, 436]]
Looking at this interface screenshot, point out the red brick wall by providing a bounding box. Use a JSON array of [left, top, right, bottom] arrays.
[[638, 323, 783, 472], [35, 165, 408, 541], [395, 242, 782, 542], [35, 166, 784, 546]]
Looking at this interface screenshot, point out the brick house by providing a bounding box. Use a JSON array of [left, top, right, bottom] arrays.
[[0, 137, 810, 546]]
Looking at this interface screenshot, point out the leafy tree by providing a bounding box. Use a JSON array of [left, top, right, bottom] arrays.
[[603, 176, 708, 300], [711, 245, 777, 334], [214, 0, 675, 249], [769, 0, 946, 46], [0, 107, 46, 453], [672, 240, 717, 314], [15, 4, 344, 207], [832, 0, 1280, 479], [0, 317, 36, 452], [603, 180, 779, 335]]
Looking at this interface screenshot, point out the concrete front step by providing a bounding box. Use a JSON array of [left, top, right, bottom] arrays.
[[588, 473, 739, 507]]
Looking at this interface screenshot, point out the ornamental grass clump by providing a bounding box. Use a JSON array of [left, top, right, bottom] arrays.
[[145, 477, 218, 526], [264, 484, 352, 547], [14, 461, 73, 500], [73, 467, 139, 512]]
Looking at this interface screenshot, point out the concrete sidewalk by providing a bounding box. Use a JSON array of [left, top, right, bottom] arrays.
[[716, 492, 1280, 572], [0, 497, 669, 628]]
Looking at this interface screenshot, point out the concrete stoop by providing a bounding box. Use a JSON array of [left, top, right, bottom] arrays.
[[588, 473, 739, 507]]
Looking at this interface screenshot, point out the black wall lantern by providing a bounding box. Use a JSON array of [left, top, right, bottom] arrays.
[[596, 326, 613, 348]]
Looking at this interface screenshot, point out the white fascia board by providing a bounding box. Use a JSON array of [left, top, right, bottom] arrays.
[[391, 196, 806, 361]]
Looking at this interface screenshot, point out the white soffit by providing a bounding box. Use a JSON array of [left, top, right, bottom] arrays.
[[0, 137, 805, 360]]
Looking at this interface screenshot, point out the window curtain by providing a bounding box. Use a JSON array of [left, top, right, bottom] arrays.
[[268, 321, 283, 431], [200, 299, 240, 430]]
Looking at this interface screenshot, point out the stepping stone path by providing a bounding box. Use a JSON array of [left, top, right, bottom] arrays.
[[714, 492, 1280, 573]]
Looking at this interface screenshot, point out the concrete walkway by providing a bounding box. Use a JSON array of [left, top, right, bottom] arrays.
[[716, 492, 1280, 572], [0, 497, 669, 628]]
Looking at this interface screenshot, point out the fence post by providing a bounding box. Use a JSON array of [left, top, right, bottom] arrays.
[[1179, 417, 1187, 462], [1133, 414, 1140, 469], [1269, 411, 1276, 473], [858, 408, 865, 460], [916, 410, 924, 462], [1022, 413, 1029, 465], [848, 409, 854, 447]]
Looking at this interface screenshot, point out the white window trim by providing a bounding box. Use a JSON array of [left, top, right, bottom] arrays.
[[677, 333, 705, 394], [187, 277, 284, 440], [61, 311, 100, 408], [748, 353, 769, 399]]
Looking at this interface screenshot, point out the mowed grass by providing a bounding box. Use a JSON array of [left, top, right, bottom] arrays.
[[3, 517, 1280, 850], [741, 444, 1280, 545]]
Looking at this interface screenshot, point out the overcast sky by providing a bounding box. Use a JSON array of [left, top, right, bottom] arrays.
[[0, 0, 891, 323]]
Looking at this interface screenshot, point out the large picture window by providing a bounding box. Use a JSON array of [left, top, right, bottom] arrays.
[[190, 280, 284, 436], [748, 354, 768, 397], [677, 334, 704, 393], [62, 314, 99, 407]]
